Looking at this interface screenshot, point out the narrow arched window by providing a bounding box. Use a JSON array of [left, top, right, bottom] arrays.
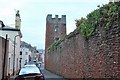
[[54, 25, 58, 32]]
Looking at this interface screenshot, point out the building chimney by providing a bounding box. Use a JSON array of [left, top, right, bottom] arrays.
[[15, 10, 21, 29]]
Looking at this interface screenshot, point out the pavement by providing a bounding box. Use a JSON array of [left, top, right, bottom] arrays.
[[41, 69, 62, 78], [39, 63, 64, 80], [9, 75, 17, 80]]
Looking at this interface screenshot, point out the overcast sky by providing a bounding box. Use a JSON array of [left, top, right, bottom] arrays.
[[0, 0, 108, 49]]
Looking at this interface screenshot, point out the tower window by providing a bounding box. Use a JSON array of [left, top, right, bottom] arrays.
[[54, 26, 58, 32], [54, 28, 57, 32]]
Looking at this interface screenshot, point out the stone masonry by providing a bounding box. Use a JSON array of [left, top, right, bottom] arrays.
[[45, 14, 66, 70], [0, 37, 9, 80], [45, 3, 120, 79]]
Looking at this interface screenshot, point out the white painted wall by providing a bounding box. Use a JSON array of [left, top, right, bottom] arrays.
[[0, 30, 21, 75], [7, 40, 14, 75], [20, 47, 31, 68], [42, 53, 45, 63], [41, 51, 45, 63], [15, 37, 21, 73]]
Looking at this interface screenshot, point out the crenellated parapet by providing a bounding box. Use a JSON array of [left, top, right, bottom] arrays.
[[46, 14, 66, 24], [45, 14, 66, 50]]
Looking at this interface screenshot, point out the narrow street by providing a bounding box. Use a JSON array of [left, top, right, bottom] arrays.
[[1, 1, 119, 80], [10, 63, 64, 80], [39, 63, 64, 80], [40, 63, 62, 80]]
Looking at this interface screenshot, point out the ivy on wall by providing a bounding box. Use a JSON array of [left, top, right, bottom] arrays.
[[75, 2, 119, 38], [47, 2, 119, 51], [47, 39, 63, 51]]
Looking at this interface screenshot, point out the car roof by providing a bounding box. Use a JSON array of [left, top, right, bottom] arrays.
[[23, 64, 36, 67], [19, 64, 40, 75]]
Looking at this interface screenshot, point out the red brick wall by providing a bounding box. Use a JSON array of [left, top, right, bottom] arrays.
[[0, 37, 3, 80], [45, 22, 54, 49], [45, 15, 66, 69], [0, 37, 9, 79], [45, 15, 66, 50], [45, 15, 120, 78]]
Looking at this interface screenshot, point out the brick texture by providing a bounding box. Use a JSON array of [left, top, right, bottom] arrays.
[[45, 14, 120, 78], [0, 37, 9, 80]]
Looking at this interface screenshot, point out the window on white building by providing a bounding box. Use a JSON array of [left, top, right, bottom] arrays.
[[26, 52, 28, 55]]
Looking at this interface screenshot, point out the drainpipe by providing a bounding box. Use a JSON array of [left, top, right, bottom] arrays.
[[13, 35, 20, 76]]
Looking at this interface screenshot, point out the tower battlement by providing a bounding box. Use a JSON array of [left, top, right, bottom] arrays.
[[45, 14, 66, 49], [46, 14, 66, 24]]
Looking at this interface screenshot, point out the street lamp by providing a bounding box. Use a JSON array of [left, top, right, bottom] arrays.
[[13, 35, 20, 75]]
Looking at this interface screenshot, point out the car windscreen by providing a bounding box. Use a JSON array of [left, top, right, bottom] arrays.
[[19, 66, 40, 75]]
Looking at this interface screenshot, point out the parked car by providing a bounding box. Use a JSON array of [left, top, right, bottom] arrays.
[[23, 64, 37, 68], [15, 64, 44, 80]]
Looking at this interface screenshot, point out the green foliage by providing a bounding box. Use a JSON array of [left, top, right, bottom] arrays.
[[100, 3, 118, 28], [75, 2, 119, 38], [47, 2, 119, 51], [79, 19, 95, 38], [75, 17, 86, 27], [87, 9, 101, 22], [47, 39, 63, 51]]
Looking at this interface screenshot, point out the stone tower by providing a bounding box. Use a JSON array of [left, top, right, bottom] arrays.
[[45, 14, 66, 50], [15, 10, 21, 29]]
